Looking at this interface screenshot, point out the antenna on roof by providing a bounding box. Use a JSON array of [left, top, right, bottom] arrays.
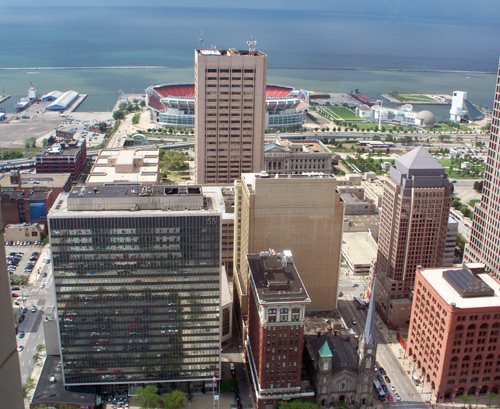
[[199, 30, 204, 50], [247, 36, 257, 55]]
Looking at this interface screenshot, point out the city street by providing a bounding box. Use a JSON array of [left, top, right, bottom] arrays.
[[338, 274, 428, 409], [11, 245, 55, 383]]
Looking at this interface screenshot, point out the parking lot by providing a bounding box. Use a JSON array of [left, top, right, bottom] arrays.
[[6, 241, 46, 287]]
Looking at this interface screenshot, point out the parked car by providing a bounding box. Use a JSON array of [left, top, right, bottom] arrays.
[[31, 306, 37, 313], [379, 367, 387, 375], [19, 315, 25, 323], [384, 375, 391, 384], [17, 345, 23, 352]]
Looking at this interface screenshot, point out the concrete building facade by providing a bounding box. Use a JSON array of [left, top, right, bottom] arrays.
[[233, 173, 344, 323], [264, 136, 332, 175], [194, 48, 267, 184], [48, 185, 221, 390], [407, 264, 500, 402], [246, 250, 313, 409], [465, 63, 500, 280], [36, 138, 87, 182], [371, 147, 452, 328]]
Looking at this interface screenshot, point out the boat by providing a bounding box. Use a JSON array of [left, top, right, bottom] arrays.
[[351, 89, 375, 106], [14, 84, 37, 111]]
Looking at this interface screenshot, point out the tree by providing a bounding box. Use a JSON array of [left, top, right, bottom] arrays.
[[220, 377, 238, 393], [133, 385, 160, 409], [451, 198, 462, 209], [279, 399, 320, 409], [486, 391, 499, 407], [473, 180, 483, 193], [161, 390, 184, 409], [140, 100, 146, 107], [36, 344, 46, 353], [119, 102, 128, 110], [98, 122, 107, 133], [113, 110, 125, 120], [460, 205, 471, 218], [32, 352, 41, 365], [41, 138, 49, 148], [458, 393, 472, 409], [22, 377, 35, 398], [25, 137, 36, 148], [1, 150, 23, 160]]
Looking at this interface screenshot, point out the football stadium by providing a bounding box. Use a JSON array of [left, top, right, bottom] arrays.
[[146, 83, 308, 129]]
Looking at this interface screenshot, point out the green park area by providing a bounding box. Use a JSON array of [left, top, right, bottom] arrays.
[[438, 156, 485, 179], [343, 154, 395, 175], [388, 91, 436, 102], [325, 106, 360, 121]]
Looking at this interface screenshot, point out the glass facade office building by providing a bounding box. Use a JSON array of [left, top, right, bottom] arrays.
[[49, 186, 221, 386]]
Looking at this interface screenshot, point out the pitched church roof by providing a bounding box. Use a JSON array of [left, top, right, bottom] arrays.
[[318, 340, 333, 358]]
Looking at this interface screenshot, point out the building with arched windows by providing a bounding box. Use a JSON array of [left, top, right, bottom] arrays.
[[407, 263, 500, 402]]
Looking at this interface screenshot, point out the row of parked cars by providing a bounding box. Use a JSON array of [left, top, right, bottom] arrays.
[[5, 240, 44, 246], [377, 367, 401, 402]]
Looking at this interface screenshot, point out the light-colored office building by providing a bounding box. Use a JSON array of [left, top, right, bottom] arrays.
[[465, 63, 500, 278], [371, 147, 452, 328], [233, 173, 344, 322], [86, 149, 159, 185], [195, 48, 267, 184], [264, 135, 332, 175]]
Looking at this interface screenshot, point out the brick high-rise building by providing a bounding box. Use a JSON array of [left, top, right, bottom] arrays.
[[194, 48, 267, 184], [246, 250, 313, 409], [371, 147, 452, 328], [465, 62, 500, 279], [407, 263, 500, 402]]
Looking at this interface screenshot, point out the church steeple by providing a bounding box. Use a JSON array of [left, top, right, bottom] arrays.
[[362, 279, 376, 347]]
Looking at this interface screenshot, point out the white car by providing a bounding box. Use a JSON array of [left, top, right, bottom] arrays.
[[390, 384, 396, 391]]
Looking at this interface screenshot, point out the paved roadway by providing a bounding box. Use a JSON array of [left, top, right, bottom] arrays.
[[338, 274, 428, 409], [15, 247, 55, 383]]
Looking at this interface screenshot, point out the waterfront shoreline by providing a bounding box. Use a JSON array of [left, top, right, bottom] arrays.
[[0, 66, 496, 75]]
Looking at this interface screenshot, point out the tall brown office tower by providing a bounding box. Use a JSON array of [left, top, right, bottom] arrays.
[[194, 48, 267, 184], [233, 173, 344, 334], [464, 62, 500, 278], [371, 147, 452, 328]]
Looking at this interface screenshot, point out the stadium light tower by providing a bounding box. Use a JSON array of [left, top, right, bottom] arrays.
[[247, 36, 257, 55]]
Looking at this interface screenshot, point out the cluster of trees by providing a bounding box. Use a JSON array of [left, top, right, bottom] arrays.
[[474, 180, 483, 193], [133, 385, 184, 409], [344, 154, 392, 174], [1, 150, 23, 160], [24, 137, 37, 149], [451, 197, 473, 218], [159, 150, 189, 179], [146, 127, 194, 135], [112, 100, 145, 121]]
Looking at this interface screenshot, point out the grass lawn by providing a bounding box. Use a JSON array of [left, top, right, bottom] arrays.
[[468, 199, 480, 207], [459, 124, 472, 131], [326, 107, 360, 121], [433, 124, 457, 132]]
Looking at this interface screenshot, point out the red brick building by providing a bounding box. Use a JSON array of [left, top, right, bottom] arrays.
[[246, 250, 314, 409], [35, 139, 86, 182], [407, 263, 500, 402]]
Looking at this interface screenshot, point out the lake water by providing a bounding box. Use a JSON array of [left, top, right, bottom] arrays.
[[0, 6, 499, 116]]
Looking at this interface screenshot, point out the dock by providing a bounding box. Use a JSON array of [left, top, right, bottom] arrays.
[[0, 95, 11, 104], [66, 94, 87, 113]]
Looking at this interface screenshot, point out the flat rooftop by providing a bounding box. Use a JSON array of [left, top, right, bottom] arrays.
[[50, 184, 220, 216], [342, 232, 378, 265], [31, 355, 96, 407], [247, 250, 311, 304], [197, 49, 266, 57], [0, 173, 71, 189], [421, 264, 500, 308]]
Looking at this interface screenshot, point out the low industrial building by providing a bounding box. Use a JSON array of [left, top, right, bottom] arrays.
[[45, 90, 80, 111], [264, 136, 333, 175], [340, 192, 377, 215], [341, 232, 378, 276], [29, 356, 98, 409], [4, 222, 45, 243], [407, 263, 500, 402], [86, 149, 160, 185]]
